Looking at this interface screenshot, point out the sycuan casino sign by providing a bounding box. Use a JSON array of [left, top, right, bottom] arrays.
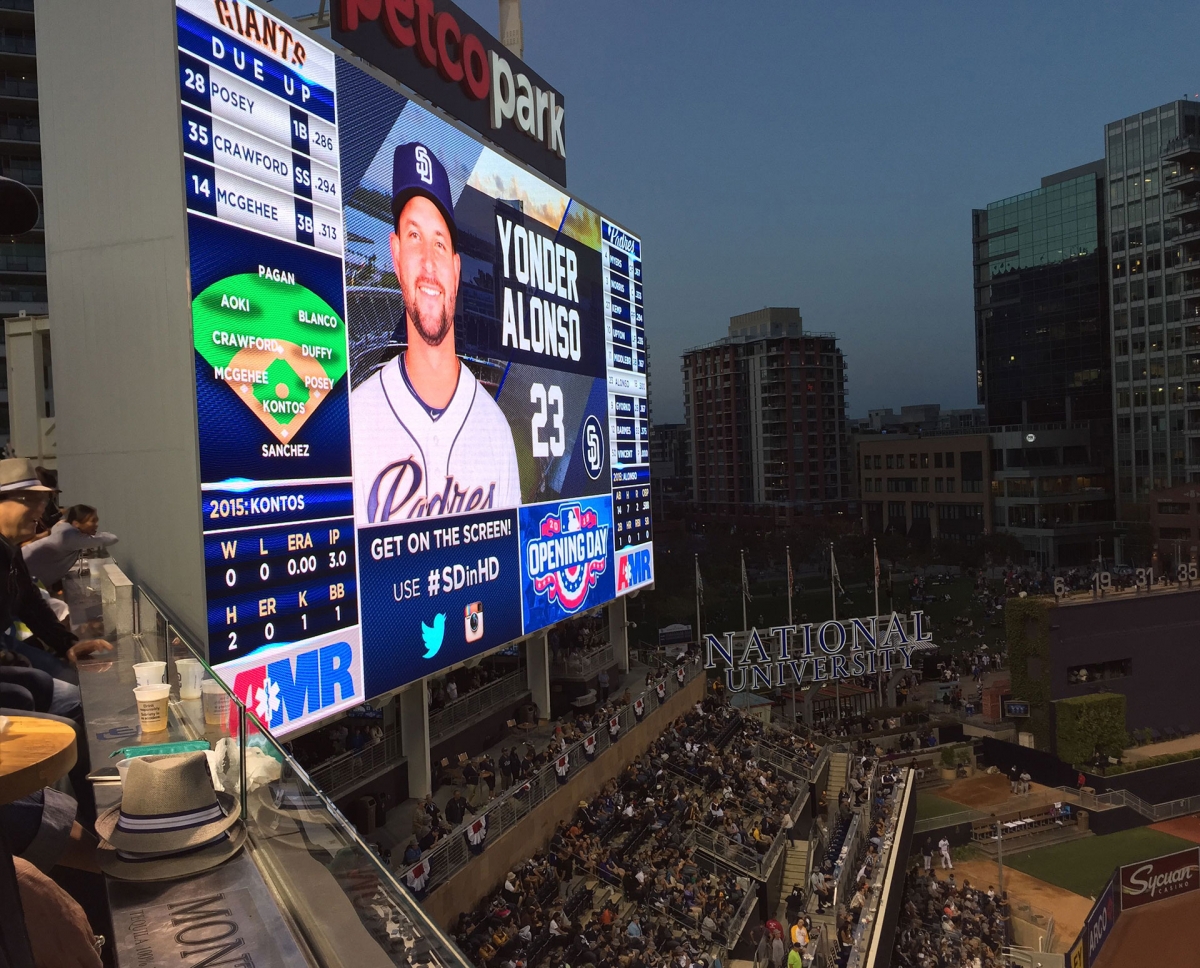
[[704, 611, 933, 693], [1120, 846, 1200, 909]]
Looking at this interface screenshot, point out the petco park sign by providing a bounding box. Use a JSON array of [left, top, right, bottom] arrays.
[[331, 0, 567, 184], [705, 611, 933, 693]]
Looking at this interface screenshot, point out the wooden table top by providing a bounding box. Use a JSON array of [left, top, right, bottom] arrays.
[[0, 716, 78, 805]]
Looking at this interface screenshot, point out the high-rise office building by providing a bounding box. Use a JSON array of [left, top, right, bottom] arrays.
[[0, 0, 44, 446], [973, 162, 1110, 427], [681, 307, 850, 515], [1106, 100, 1200, 510], [972, 164, 1116, 565]]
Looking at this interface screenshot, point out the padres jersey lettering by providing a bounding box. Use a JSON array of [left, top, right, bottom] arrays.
[[352, 356, 520, 525]]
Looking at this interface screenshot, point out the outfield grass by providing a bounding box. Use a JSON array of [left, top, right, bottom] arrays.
[[917, 792, 967, 820], [1004, 827, 1195, 898]]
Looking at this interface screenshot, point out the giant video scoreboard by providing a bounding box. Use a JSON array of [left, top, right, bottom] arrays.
[[175, 0, 652, 733]]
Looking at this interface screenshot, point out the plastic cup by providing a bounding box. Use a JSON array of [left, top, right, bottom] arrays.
[[134, 684, 171, 732], [177, 658, 205, 700], [133, 661, 166, 687], [201, 679, 231, 726]]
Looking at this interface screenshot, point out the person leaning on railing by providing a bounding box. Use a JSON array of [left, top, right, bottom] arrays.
[[0, 459, 114, 677]]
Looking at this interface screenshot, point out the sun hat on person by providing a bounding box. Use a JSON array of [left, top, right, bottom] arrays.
[[0, 457, 54, 493], [96, 752, 244, 881]]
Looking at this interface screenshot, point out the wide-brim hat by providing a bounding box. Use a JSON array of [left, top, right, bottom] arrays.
[[0, 457, 53, 493], [251, 779, 332, 826], [96, 752, 241, 854], [98, 822, 246, 882]]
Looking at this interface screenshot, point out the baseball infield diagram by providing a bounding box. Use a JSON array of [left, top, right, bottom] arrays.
[[192, 269, 347, 447]]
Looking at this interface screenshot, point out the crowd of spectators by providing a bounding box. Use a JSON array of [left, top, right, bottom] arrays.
[[451, 697, 814, 968], [429, 660, 515, 713], [892, 867, 1011, 968], [549, 612, 610, 672], [290, 718, 385, 766]]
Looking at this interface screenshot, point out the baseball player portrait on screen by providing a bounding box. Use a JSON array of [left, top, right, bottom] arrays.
[[351, 142, 521, 525]]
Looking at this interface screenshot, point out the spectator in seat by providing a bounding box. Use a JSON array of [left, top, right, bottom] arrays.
[[23, 503, 119, 588]]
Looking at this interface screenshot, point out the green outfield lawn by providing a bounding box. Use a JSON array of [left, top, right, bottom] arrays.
[[1004, 827, 1195, 898], [917, 792, 967, 820]]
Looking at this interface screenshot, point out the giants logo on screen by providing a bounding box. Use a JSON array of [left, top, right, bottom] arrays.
[[526, 503, 608, 612], [617, 547, 652, 593], [226, 640, 359, 733]]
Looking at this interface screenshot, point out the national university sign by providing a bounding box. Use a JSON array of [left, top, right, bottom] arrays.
[[704, 611, 933, 693]]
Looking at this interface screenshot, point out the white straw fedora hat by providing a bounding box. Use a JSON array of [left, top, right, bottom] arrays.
[[96, 752, 244, 879]]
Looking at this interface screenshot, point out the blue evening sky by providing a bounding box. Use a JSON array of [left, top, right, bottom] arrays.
[[290, 1, 1200, 424]]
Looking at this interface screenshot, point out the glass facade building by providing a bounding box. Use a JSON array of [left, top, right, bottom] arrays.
[[973, 165, 1109, 427], [1106, 100, 1200, 511], [973, 165, 1116, 566]]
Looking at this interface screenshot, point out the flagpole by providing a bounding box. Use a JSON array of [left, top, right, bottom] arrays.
[[695, 554, 702, 652], [831, 543, 840, 722], [787, 545, 796, 727], [741, 548, 748, 631], [787, 545, 794, 627], [875, 539, 883, 707]]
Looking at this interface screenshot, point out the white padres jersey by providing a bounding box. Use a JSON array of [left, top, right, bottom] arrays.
[[352, 356, 521, 525]]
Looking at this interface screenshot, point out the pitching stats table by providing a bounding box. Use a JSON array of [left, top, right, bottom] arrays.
[[177, 0, 358, 663], [602, 220, 651, 552]]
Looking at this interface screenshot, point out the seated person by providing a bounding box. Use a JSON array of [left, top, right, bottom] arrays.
[[23, 504, 119, 588]]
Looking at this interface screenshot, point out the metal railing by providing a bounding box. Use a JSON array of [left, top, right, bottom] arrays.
[[724, 882, 759, 949], [914, 787, 1078, 833], [550, 642, 614, 679], [756, 739, 826, 784], [0, 77, 36, 98], [0, 35, 34, 55], [414, 659, 705, 895], [427, 667, 527, 743], [306, 725, 403, 801], [689, 825, 771, 879], [0, 122, 38, 141], [1070, 785, 1200, 823]]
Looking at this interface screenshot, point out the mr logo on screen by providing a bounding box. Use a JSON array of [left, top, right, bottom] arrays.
[[617, 547, 652, 593]]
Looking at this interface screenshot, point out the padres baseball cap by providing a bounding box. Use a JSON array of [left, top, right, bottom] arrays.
[[392, 142, 457, 251]]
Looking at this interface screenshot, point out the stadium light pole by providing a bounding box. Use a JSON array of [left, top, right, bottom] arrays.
[[994, 814, 1004, 893]]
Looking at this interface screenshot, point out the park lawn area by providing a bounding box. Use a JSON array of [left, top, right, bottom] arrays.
[[1004, 827, 1195, 898], [917, 792, 967, 821]]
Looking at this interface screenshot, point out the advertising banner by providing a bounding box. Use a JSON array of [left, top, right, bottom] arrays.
[[1083, 872, 1120, 968], [175, 0, 650, 731], [1119, 846, 1200, 910]]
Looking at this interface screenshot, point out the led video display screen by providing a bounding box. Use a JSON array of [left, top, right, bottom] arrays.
[[175, 0, 651, 733]]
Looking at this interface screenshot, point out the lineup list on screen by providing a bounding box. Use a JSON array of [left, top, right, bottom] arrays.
[[603, 220, 652, 561], [176, 0, 653, 733], [177, 0, 361, 673]]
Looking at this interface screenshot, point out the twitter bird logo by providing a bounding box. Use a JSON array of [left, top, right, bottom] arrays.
[[421, 613, 446, 659]]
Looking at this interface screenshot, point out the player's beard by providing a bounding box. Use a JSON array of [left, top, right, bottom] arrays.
[[407, 301, 453, 347]]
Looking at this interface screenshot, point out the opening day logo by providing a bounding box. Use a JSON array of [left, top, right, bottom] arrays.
[[527, 502, 609, 612]]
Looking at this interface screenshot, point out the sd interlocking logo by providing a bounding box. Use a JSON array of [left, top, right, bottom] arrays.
[[526, 502, 609, 612], [192, 270, 346, 445]]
